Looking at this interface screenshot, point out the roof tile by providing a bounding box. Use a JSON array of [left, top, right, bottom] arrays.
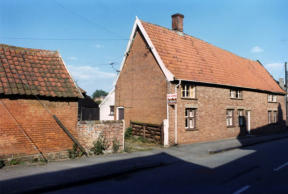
[[0, 44, 82, 98], [141, 21, 284, 93]]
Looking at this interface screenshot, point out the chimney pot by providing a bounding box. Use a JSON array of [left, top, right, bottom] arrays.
[[172, 13, 184, 32]]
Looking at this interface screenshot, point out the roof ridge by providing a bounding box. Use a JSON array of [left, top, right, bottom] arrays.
[[0, 43, 57, 54], [140, 20, 257, 64], [139, 19, 284, 94]]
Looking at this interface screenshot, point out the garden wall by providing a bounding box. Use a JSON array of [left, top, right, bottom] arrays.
[[77, 120, 124, 152]]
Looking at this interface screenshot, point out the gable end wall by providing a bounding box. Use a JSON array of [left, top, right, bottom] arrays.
[[115, 30, 168, 127]]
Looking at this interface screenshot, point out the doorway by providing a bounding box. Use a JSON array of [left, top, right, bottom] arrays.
[[117, 107, 124, 120]]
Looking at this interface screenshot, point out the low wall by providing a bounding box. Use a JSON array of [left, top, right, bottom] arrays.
[[77, 120, 124, 152]]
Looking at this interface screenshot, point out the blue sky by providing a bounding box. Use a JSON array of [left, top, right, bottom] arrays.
[[1, 0, 287, 95]]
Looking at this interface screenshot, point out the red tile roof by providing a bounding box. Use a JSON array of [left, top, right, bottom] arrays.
[[0, 44, 82, 98], [141, 21, 284, 94]]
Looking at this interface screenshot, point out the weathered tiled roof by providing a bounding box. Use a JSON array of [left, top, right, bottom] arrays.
[[0, 44, 82, 98], [141, 21, 285, 94]]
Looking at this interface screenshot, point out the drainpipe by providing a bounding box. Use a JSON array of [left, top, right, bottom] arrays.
[[174, 80, 181, 145]]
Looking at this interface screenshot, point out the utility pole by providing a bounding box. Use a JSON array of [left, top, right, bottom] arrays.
[[285, 62, 288, 126]]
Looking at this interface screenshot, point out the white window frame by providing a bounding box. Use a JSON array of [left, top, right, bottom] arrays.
[[116, 107, 124, 120], [273, 111, 277, 123], [181, 84, 196, 98], [268, 110, 272, 124], [185, 108, 196, 129], [226, 109, 234, 127], [230, 89, 242, 99], [268, 94, 277, 102]]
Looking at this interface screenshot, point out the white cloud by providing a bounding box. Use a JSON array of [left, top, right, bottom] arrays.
[[67, 65, 115, 80], [250, 46, 264, 53], [67, 56, 78, 61], [265, 63, 283, 69], [66, 64, 116, 95], [93, 44, 103, 49]]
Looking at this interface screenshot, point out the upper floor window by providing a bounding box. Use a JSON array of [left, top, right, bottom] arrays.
[[268, 94, 277, 102], [230, 89, 242, 99], [181, 84, 196, 98]]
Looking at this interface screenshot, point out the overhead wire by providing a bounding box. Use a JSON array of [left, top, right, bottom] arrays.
[[53, 0, 126, 39], [0, 37, 128, 41]]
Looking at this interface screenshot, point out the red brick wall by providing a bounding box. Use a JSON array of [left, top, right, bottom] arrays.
[[77, 120, 124, 152], [0, 98, 78, 158], [168, 84, 286, 145], [115, 30, 168, 127]]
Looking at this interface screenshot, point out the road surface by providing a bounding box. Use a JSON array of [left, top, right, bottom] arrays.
[[47, 138, 288, 194]]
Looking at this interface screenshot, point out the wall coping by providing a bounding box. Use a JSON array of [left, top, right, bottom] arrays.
[[78, 120, 122, 124]]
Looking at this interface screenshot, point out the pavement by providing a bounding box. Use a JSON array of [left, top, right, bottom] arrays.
[[1, 132, 288, 194]]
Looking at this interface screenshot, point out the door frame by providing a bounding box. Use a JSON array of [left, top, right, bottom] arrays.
[[246, 110, 251, 134]]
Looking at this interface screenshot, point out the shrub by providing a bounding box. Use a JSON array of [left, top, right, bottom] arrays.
[[90, 134, 108, 155], [125, 127, 133, 139], [112, 138, 121, 153], [68, 144, 84, 159], [9, 158, 20, 166]]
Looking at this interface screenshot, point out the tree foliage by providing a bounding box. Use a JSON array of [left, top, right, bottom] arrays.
[[92, 89, 108, 99]]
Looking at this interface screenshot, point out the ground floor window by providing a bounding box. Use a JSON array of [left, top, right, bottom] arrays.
[[273, 111, 278, 123], [185, 108, 196, 129], [268, 111, 272, 124], [238, 109, 244, 127], [268, 110, 278, 124], [110, 105, 114, 116], [226, 109, 234, 127]]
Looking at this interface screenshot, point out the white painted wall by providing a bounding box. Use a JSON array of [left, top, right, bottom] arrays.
[[99, 89, 115, 120]]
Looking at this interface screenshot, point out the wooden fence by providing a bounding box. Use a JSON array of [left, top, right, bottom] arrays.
[[130, 121, 163, 144]]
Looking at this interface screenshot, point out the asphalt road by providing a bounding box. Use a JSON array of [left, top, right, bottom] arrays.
[[47, 138, 288, 194]]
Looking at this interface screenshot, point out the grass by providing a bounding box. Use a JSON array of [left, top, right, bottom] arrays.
[[124, 135, 161, 153]]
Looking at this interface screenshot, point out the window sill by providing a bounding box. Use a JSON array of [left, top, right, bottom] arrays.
[[230, 97, 243, 100], [268, 101, 277, 103], [185, 128, 198, 131], [227, 125, 235, 128], [181, 97, 198, 100]]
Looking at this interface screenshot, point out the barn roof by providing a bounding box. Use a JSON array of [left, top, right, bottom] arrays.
[[0, 44, 82, 98]]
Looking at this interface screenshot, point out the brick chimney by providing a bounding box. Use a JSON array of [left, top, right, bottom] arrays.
[[279, 78, 285, 89], [172, 13, 184, 32]]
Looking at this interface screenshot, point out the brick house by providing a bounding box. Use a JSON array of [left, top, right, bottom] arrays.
[[0, 44, 83, 159], [115, 14, 286, 146]]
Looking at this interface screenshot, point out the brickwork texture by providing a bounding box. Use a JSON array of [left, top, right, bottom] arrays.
[[0, 98, 78, 159], [115, 30, 168, 127], [77, 120, 124, 152]]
